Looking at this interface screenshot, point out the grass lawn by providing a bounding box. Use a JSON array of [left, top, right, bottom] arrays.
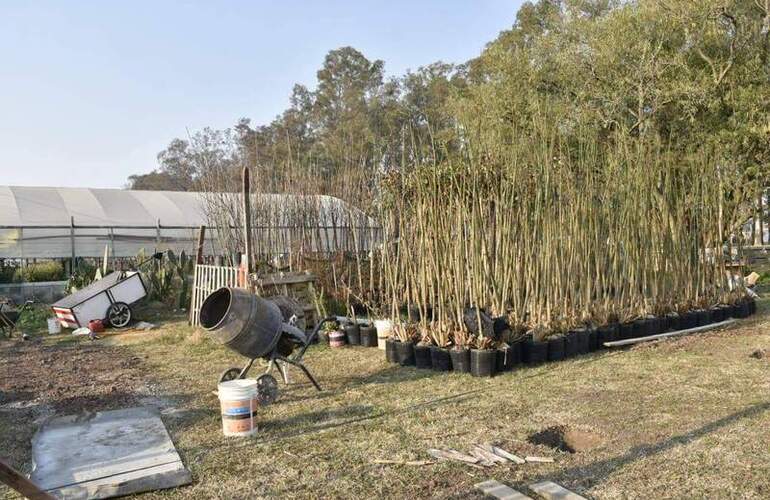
[[2, 302, 770, 499]]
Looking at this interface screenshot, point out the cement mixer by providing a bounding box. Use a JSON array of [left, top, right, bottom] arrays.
[[199, 287, 337, 405]]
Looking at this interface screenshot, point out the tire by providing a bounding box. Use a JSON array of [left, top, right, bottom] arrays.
[[106, 302, 132, 328], [256, 374, 279, 405]]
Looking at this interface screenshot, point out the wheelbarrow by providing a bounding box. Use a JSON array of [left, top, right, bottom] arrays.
[[199, 287, 338, 405]]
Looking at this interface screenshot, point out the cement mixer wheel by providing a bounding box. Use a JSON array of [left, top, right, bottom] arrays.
[[219, 367, 242, 383], [256, 374, 278, 405]]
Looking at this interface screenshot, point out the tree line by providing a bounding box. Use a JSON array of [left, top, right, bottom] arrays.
[[128, 0, 770, 232]]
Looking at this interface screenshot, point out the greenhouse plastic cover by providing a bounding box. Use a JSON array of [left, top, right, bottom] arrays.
[[0, 186, 359, 227], [0, 186, 372, 259]]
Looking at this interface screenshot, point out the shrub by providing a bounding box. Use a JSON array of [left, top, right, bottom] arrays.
[[14, 261, 66, 283]]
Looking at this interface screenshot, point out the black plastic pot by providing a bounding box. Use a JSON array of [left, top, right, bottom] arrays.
[[666, 313, 680, 331], [736, 300, 751, 318], [587, 327, 599, 351], [395, 341, 415, 366], [344, 323, 361, 345], [385, 338, 398, 363], [619, 322, 634, 340], [509, 341, 522, 365], [430, 346, 452, 372], [694, 309, 710, 327], [632, 319, 646, 338], [748, 298, 757, 315], [564, 332, 579, 358], [450, 348, 471, 373], [576, 329, 590, 354], [470, 349, 497, 377], [414, 344, 432, 369], [680, 311, 698, 330], [597, 324, 617, 347], [360, 324, 378, 347], [646, 317, 661, 336], [547, 335, 566, 361], [710, 307, 724, 323], [524, 338, 549, 364], [496, 345, 516, 372]]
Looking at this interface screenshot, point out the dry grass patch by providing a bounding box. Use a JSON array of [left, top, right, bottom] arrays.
[[1, 303, 769, 499]]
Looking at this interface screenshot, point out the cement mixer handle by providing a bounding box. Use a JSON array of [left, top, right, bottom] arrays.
[[295, 316, 338, 361]]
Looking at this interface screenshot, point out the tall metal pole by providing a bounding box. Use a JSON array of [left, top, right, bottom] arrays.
[[242, 167, 253, 275]]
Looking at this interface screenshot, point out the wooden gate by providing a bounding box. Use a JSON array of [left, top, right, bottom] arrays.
[[188, 264, 246, 326]]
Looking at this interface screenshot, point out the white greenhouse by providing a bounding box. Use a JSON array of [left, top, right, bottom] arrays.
[[0, 186, 377, 262]]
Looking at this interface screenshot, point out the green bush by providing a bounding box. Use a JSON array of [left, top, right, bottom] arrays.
[[13, 261, 66, 283], [17, 304, 51, 332]]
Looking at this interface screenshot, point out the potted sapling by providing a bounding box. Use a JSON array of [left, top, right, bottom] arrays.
[[470, 334, 497, 377], [429, 322, 452, 372], [393, 323, 417, 366], [413, 325, 433, 369], [449, 327, 471, 373], [523, 325, 548, 365]]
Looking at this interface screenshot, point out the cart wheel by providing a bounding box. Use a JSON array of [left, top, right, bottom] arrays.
[[256, 374, 278, 405], [219, 367, 242, 383], [106, 302, 132, 328]]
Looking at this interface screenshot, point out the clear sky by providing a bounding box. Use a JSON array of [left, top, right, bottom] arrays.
[[0, 1, 522, 189]]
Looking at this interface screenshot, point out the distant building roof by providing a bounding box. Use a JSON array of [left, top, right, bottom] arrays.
[[0, 186, 363, 228]]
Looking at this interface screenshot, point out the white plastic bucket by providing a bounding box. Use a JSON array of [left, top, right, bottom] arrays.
[[374, 319, 393, 350], [217, 379, 258, 437], [47, 318, 61, 335]]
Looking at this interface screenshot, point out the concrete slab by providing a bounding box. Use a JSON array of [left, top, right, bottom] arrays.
[[31, 407, 191, 499], [475, 479, 534, 500], [528, 480, 587, 500]]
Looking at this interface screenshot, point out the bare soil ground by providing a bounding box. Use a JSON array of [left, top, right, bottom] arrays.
[[2, 303, 769, 499]]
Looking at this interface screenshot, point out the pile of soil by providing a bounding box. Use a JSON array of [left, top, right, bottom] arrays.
[[528, 425, 603, 453]]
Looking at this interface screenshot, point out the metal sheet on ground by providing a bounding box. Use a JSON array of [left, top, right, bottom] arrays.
[[31, 407, 191, 499]]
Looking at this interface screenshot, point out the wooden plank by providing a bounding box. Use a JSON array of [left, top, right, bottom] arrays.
[[528, 481, 586, 500], [524, 456, 554, 463], [475, 480, 533, 500], [0, 459, 56, 500], [491, 446, 526, 464], [604, 319, 737, 347]]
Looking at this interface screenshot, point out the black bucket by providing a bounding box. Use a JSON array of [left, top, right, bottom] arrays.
[[587, 327, 599, 351], [496, 345, 516, 372], [345, 323, 361, 345], [395, 341, 415, 366], [619, 322, 634, 340], [597, 325, 616, 347], [430, 346, 452, 371], [547, 335, 565, 361], [524, 338, 548, 364], [414, 344, 432, 369], [666, 313, 681, 331], [360, 324, 378, 347], [385, 338, 398, 363], [450, 348, 471, 373], [470, 349, 496, 377], [564, 332, 579, 358], [577, 329, 590, 354], [736, 300, 751, 318]]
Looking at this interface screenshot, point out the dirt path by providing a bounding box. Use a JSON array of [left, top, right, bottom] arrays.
[[0, 335, 158, 476]]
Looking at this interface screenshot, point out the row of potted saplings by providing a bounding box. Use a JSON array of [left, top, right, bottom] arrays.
[[383, 298, 757, 378]]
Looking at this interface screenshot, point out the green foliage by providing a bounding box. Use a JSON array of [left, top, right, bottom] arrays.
[[65, 261, 97, 293], [0, 261, 65, 284], [17, 304, 51, 332], [142, 250, 194, 308]]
